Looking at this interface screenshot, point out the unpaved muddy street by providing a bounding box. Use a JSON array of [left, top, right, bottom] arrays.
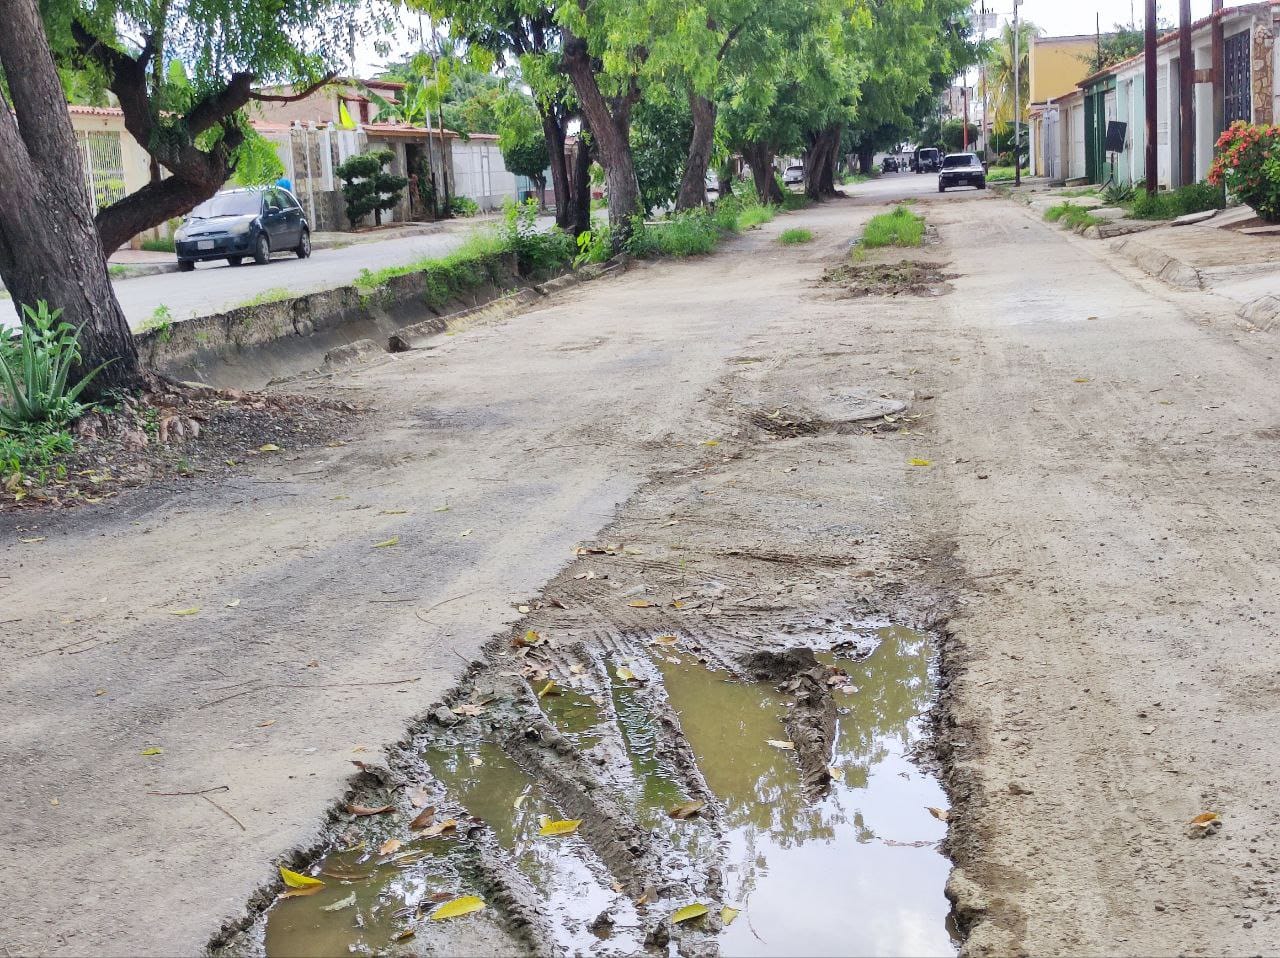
[[4, 179, 1280, 957]]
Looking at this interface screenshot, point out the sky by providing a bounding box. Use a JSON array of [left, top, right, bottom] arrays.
[[999, 0, 1232, 35]]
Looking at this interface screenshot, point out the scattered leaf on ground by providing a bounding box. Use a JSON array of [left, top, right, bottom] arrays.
[[616, 665, 638, 682], [345, 803, 395, 817], [225, 598, 241, 608], [430, 895, 485, 921], [279, 886, 324, 899], [636, 885, 658, 906], [1188, 812, 1221, 827], [653, 635, 679, 646], [93, 689, 107, 697], [395, 928, 416, 942], [926, 806, 950, 822], [169, 607, 200, 616], [538, 818, 582, 837], [569, 663, 586, 675], [257, 720, 275, 728], [418, 818, 458, 838], [258, 443, 280, 452], [829, 766, 845, 782], [766, 740, 795, 750], [140, 747, 163, 756], [671, 903, 709, 924], [721, 906, 741, 926], [409, 806, 437, 830], [1073, 377, 1090, 384], [538, 680, 560, 698], [514, 630, 544, 648], [407, 787, 431, 808], [668, 800, 705, 820], [373, 536, 400, 549], [280, 867, 325, 889], [513, 793, 529, 810], [433, 504, 450, 512], [908, 458, 932, 468], [378, 838, 402, 855], [19, 536, 46, 544], [321, 892, 356, 912]]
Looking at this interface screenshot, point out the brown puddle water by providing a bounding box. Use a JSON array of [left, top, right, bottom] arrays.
[[653, 626, 955, 957]]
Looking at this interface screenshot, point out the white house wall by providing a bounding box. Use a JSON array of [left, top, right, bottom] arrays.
[[451, 140, 519, 212]]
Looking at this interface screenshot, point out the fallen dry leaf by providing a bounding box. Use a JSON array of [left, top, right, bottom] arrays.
[[378, 838, 402, 856], [372, 536, 400, 549], [538, 680, 560, 698], [258, 443, 281, 452], [615, 665, 638, 682], [409, 806, 437, 830], [668, 800, 705, 820], [721, 906, 741, 927], [766, 740, 795, 751], [140, 747, 163, 756], [671, 903, 709, 924], [829, 766, 845, 782], [406, 787, 431, 809], [395, 928, 416, 942], [280, 866, 325, 889], [225, 598, 241, 608], [908, 458, 932, 468], [418, 818, 458, 838], [345, 803, 395, 817], [169, 607, 200, 616], [257, 720, 276, 728], [926, 806, 949, 822], [430, 895, 485, 921], [321, 892, 356, 912], [653, 635, 680, 646], [628, 599, 653, 608], [636, 885, 658, 906], [1188, 812, 1221, 827]]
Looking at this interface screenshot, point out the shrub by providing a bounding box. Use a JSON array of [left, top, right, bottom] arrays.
[[861, 206, 924, 248], [1102, 182, 1136, 205], [628, 209, 720, 258], [0, 301, 107, 432], [1129, 182, 1224, 220], [0, 427, 74, 489], [574, 225, 613, 267], [1208, 121, 1280, 221], [335, 149, 409, 227], [140, 235, 176, 253], [502, 198, 575, 275], [736, 203, 775, 230], [780, 228, 814, 245], [987, 166, 1016, 182], [1044, 202, 1103, 231], [449, 196, 480, 217]]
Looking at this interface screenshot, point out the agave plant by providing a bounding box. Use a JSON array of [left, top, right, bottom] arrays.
[[0, 301, 110, 432]]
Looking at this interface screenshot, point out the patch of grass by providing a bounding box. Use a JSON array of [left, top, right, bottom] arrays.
[[235, 287, 294, 309], [736, 204, 775, 230], [1055, 187, 1100, 198], [861, 206, 925, 248], [140, 235, 176, 254], [139, 304, 174, 342], [355, 230, 510, 293], [0, 426, 75, 490], [987, 166, 1016, 182], [1044, 202, 1103, 231], [779, 192, 811, 212], [1129, 182, 1225, 220], [780, 228, 814, 245], [108, 265, 130, 279]]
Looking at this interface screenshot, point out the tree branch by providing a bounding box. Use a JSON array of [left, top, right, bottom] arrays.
[[249, 73, 337, 104]]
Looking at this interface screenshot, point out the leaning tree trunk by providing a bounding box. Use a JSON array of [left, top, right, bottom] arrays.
[[675, 92, 717, 211], [858, 148, 874, 175], [542, 111, 572, 230], [742, 142, 784, 205], [562, 32, 642, 247], [568, 127, 593, 238], [804, 126, 842, 201], [0, 0, 141, 394]]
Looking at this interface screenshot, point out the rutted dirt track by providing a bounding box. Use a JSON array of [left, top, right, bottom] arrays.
[[4, 180, 1280, 956]]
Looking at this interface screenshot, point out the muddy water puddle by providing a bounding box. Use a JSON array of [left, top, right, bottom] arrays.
[[246, 625, 953, 957]]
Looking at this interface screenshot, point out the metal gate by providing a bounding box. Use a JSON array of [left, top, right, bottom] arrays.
[[76, 130, 126, 214], [1224, 31, 1252, 125]]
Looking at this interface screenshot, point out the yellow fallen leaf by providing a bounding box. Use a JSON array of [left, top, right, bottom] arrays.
[[671, 903, 709, 924], [50, 797, 59, 807], [908, 458, 932, 468], [379, 838, 402, 855], [766, 740, 795, 750], [721, 906, 741, 926], [169, 607, 200, 616], [418, 818, 458, 838], [430, 895, 485, 921], [628, 599, 652, 608], [538, 680, 560, 698], [653, 635, 680, 646], [280, 866, 325, 889], [373, 536, 400, 548], [258, 443, 280, 452], [926, 806, 949, 822], [538, 818, 582, 837], [702, 440, 720, 447], [140, 747, 163, 756], [1188, 812, 1221, 827], [395, 928, 416, 941], [1073, 377, 1090, 384], [672, 600, 686, 610], [616, 665, 638, 682]]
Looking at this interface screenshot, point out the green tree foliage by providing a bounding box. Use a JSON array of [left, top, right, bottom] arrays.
[[986, 19, 1040, 128], [496, 90, 550, 197], [336, 150, 409, 228], [632, 95, 693, 213]]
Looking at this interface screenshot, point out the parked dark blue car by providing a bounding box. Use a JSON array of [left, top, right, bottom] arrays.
[[173, 187, 311, 271]]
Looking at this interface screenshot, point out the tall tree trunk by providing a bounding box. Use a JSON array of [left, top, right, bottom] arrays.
[[568, 128, 593, 238], [804, 126, 841, 201], [542, 111, 572, 229], [858, 148, 874, 175], [562, 31, 642, 246], [675, 92, 716, 211], [741, 142, 783, 204], [0, 0, 141, 393]]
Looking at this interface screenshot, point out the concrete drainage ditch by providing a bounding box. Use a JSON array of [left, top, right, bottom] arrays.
[[215, 623, 955, 958]]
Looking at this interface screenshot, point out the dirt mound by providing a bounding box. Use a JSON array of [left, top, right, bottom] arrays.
[[820, 260, 955, 297]]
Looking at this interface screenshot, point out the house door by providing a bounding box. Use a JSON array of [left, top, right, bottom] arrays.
[[1224, 31, 1252, 124]]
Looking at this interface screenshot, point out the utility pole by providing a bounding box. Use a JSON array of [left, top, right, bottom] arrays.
[[980, 0, 989, 163], [1211, 0, 1225, 140], [1144, 0, 1158, 194], [1013, 0, 1021, 187], [1178, 0, 1194, 186], [963, 84, 970, 151]]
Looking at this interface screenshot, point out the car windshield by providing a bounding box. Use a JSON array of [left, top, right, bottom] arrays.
[[942, 154, 978, 169], [919, 149, 939, 158], [189, 192, 260, 219]]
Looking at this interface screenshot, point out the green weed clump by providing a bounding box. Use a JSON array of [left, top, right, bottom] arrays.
[[987, 166, 1016, 182], [1044, 202, 1103, 231], [1129, 182, 1224, 220], [140, 235, 176, 253], [780, 228, 814, 245], [861, 206, 925, 248]]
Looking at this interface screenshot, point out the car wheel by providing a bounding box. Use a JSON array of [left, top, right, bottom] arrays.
[[295, 228, 311, 259], [938, 184, 946, 193], [178, 259, 195, 272], [253, 233, 271, 265], [978, 179, 987, 190], [227, 256, 243, 266]]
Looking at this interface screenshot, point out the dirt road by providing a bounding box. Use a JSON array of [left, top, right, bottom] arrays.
[[4, 179, 1279, 956]]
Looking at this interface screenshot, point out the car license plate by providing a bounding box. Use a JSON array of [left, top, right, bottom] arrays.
[[197, 240, 214, 250]]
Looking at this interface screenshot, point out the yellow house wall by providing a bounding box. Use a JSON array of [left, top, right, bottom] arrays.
[[1030, 38, 1096, 104]]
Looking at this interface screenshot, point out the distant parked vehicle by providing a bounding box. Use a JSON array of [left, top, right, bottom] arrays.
[[912, 148, 942, 173], [881, 156, 900, 173], [173, 187, 311, 271], [782, 164, 806, 186], [937, 152, 987, 192]]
